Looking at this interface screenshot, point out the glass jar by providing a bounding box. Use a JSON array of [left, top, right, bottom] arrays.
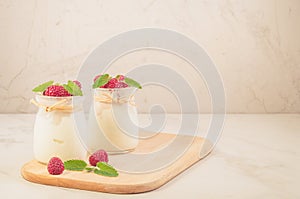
[[32, 95, 87, 163], [88, 87, 139, 154]]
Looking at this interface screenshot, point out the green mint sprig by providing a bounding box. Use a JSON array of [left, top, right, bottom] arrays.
[[32, 81, 54, 93], [63, 159, 119, 177], [95, 162, 118, 177], [94, 168, 118, 177], [92, 74, 110, 88], [64, 160, 87, 171], [124, 77, 142, 89], [63, 80, 83, 96]]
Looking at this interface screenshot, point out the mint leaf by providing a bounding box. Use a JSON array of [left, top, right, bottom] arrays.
[[64, 160, 87, 171], [124, 77, 142, 89], [95, 162, 118, 177], [92, 74, 109, 88], [94, 168, 118, 177], [32, 81, 54, 92], [63, 80, 83, 96]]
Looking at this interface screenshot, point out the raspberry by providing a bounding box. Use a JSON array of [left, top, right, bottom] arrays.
[[43, 85, 71, 97], [101, 84, 108, 88], [106, 78, 118, 88], [73, 80, 82, 88], [89, 149, 108, 166], [47, 157, 64, 175], [118, 75, 125, 81], [115, 82, 128, 88]]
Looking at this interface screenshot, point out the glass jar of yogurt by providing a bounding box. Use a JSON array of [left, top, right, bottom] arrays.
[[32, 95, 87, 163], [88, 87, 139, 154]]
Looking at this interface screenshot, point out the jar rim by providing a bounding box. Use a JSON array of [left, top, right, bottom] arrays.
[[94, 87, 138, 91], [35, 94, 83, 100]]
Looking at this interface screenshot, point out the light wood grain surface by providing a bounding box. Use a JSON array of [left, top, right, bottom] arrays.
[[21, 132, 211, 194]]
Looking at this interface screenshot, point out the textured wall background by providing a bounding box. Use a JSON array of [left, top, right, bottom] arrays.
[[0, 0, 299, 113]]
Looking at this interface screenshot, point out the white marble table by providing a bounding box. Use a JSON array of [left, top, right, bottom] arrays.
[[0, 114, 299, 199]]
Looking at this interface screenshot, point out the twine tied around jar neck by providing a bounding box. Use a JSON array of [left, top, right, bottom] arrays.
[[30, 98, 75, 112], [94, 92, 136, 106]]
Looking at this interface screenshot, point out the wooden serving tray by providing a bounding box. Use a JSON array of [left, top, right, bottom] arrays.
[[21, 132, 212, 194]]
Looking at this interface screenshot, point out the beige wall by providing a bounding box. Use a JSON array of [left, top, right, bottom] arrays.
[[0, 0, 299, 113]]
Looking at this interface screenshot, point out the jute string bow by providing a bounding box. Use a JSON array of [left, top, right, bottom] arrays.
[[30, 98, 75, 112]]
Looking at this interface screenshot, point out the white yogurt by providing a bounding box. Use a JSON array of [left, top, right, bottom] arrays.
[[88, 88, 139, 153], [33, 95, 87, 163]]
